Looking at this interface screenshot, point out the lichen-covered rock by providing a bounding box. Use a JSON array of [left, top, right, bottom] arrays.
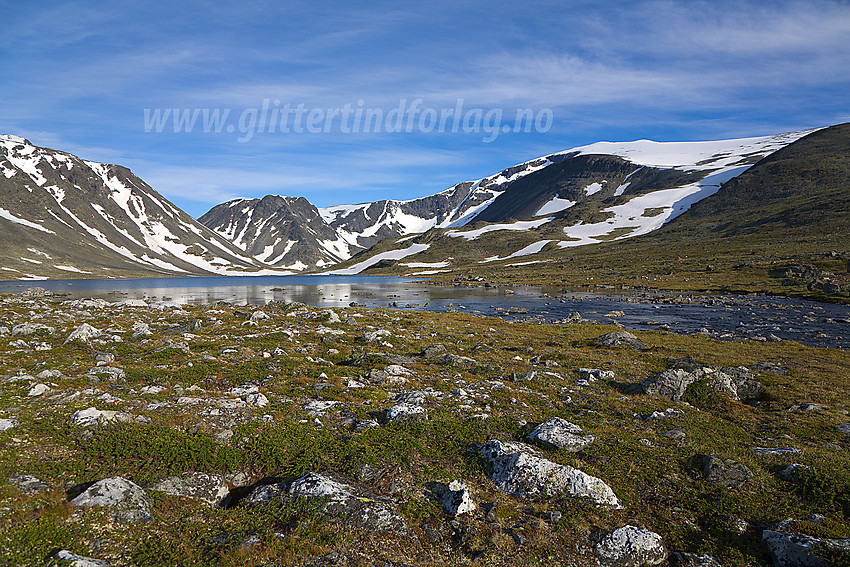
[[595, 525, 667, 566], [423, 343, 447, 358], [440, 480, 476, 516], [703, 455, 753, 488], [443, 353, 478, 368], [9, 474, 49, 494], [11, 322, 54, 336], [527, 417, 595, 451], [65, 323, 102, 343], [762, 526, 850, 567], [150, 472, 230, 506], [245, 392, 269, 407], [671, 551, 721, 566], [594, 331, 647, 349], [52, 550, 111, 567], [71, 407, 119, 427], [633, 364, 761, 403], [70, 477, 152, 523], [479, 439, 621, 508], [385, 402, 427, 423], [0, 418, 19, 431], [289, 472, 413, 537], [243, 482, 287, 505]]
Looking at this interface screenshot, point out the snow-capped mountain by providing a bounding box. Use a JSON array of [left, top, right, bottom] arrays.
[[197, 195, 355, 271], [0, 127, 822, 280], [199, 157, 554, 269], [204, 129, 818, 273], [0, 135, 276, 279]]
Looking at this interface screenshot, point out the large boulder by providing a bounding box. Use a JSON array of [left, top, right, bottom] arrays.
[[527, 417, 595, 451], [12, 322, 54, 336], [288, 472, 413, 537], [703, 455, 754, 488], [479, 439, 621, 508], [632, 364, 762, 403], [763, 521, 850, 567], [150, 472, 230, 507], [65, 323, 102, 344], [595, 525, 667, 566], [70, 477, 152, 523], [594, 331, 647, 349]]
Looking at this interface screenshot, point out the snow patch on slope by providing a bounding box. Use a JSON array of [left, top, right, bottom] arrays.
[[535, 197, 576, 216], [0, 207, 55, 233], [447, 218, 553, 241], [325, 243, 431, 275]]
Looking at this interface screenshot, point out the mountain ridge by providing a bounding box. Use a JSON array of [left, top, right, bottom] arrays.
[[0, 127, 828, 281]]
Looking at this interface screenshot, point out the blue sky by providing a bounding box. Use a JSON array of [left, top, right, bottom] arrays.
[[2, 0, 849, 217]]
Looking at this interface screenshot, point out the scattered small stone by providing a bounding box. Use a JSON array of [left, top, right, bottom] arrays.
[[646, 408, 684, 420]]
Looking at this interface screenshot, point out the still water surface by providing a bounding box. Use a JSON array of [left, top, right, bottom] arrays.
[[2, 275, 849, 349]]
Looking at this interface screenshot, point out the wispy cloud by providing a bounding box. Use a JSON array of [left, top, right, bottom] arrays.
[[2, 0, 848, 215]]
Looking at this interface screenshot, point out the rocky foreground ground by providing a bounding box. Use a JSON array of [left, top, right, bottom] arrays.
[[0, 288, 849, 567]]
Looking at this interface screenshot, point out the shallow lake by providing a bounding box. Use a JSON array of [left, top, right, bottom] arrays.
[[2, 274, 849, 350]]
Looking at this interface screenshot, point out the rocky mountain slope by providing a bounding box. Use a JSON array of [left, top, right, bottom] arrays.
[[0, 135, 278, 280], [199, 157, 551, 270], [0, 127, 827, 280], [319, 128, 819, 276]]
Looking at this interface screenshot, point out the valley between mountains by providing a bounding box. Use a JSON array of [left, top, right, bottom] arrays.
[[4, 124, 849, 302]]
